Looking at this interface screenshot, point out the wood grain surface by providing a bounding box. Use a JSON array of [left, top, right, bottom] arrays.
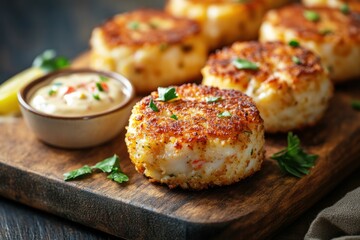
[[0, 53, 360, 239]]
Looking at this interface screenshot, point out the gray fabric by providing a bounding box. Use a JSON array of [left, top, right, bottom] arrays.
[[305, 187, 360, 240]]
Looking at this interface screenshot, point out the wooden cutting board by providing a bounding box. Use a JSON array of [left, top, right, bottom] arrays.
[[1, 55, 360, 239]]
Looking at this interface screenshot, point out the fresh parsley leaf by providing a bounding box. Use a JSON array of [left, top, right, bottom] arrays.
[[206, 96, 222, 103], [93, 93, 100, 101], [319, 29, 333, 35], [92, 154, 119, 173], [340, 4, 350, 14], [288, 40, 300, 47], [352, 100, 360, 111], [99, 75, 109, 81], [107, 171, 129, 183], [170, 114, 178, 120], [32, 50, 70, 72], [292, 56, 302, 65], [232, 58, 259, 70], [149, 99, 159, 112], [218, 111, 232, 118], [304, 10, 320, 22], [157, 87, 178, 102], [64, 165, 92, 181], [96, 82, 104, 92], [128, 21, 140, 30], [271, 132, 318, 178], [48, 89, 57, 96]]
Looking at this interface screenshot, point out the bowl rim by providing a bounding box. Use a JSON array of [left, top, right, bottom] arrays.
[[18, 68, 135, 120]]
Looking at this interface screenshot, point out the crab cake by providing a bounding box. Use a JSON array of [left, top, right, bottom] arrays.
[[302, 0, 360, 12], [202, 41, 333, 133], [165, 0, 267, 50], [165, 0, 291, 50], [260, 4, 360, 83], [125, 84, 265, 190], [90, 9, 207, 93]]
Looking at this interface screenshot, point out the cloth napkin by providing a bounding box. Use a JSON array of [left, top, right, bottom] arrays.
[[305, 187, 360, 240]]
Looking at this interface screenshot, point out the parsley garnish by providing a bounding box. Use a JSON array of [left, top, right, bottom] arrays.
[[288, 40, 300, 47], [319, 29, 333, 35], [206, 96, 222, 103], [93, 93, 100, 101], [96, 82, 104, 92], [170, 114, 178, 120], [217, 111, 232, 118], [128, 21, 140, 30], [64, 155, 129, 184], [340, 4, 350, 14], [304, 10, 320, 22], [352, 100, 360, 111], [292, 56, 302, 65], [149, 99, 159, 112], [157, 87, 178, 102], [271, 132, 318, 178], [63, 165, 92, 181], [232, 58, 259, 70], [99, 75, 109, 81], [48, 89, 57, 96], [32, 50, 70, 73]]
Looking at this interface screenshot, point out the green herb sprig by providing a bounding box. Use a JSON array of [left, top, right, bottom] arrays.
[[157, 87, 178, 102], [32, 49, 70, 72], [271, 132, 318, 178], [232, 58, 259, 70], [149, 98, 159, 112], [304, 10, 320, 22], [217, 111, 232, 118], [206, 96, 222, 103], [64, 155, 129, 184], [352, 100, 360, 111]]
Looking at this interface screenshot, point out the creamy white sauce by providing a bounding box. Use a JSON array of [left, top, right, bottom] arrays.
[[30, 73, 125, 117]]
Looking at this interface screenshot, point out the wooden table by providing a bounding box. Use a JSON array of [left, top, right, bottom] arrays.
[[1, 0, 360, 239]]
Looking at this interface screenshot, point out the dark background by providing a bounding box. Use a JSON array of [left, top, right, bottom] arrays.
[[0, 0, 163, 83], [1, 0, 360, 239]]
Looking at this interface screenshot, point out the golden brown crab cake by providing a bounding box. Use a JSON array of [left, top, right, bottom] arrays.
[[90, 9, 207, 93], [260, 4, 360, 83], [125, 84, 265, 190], [201, 41, 333, 133], [165, 0, 262, 50], [302, 0, 360, 12]]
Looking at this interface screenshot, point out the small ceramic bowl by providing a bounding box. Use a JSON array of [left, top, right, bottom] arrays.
[[18, 69, 135, 149]]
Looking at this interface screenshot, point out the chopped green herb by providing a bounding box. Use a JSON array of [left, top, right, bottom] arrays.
[[217, 111, 232, 118], [288, 40, 300, 47], [63, 155, 129, 184], [340, 4, 350, 14], [352, 100, 360, 111], [128, 21, 140, 30], [292, 56, 302, 65], [48, 89, 57, 96], [232, 58, 259, 70], [92, 155, 119, 173], [32, 50, 70, 72], [99, 75, 109, 81], [149, 99, 159, 112], [271, 132, 318, 178], [107, 171, 129, 183], [170, 114, 178, 120], [64, 165, 92, 181], [96, 82, 104, 92], [93, 93, 100, 101], [206, 96, 222, 103], [157, 87, 178, 102], [319, 29, 333, 35], [304, 10, 320, 22]]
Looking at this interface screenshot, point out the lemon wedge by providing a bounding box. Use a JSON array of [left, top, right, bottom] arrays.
[[0, 67, 45, 115], [0, 50, 70, 115]]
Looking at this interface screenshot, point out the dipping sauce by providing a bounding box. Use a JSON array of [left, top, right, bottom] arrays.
[[30, 73, 126, 117]]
